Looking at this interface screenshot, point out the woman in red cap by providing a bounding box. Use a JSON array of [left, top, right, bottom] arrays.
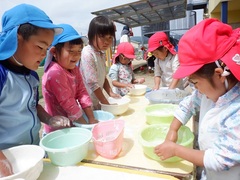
[[108, 42, 145, 96], [154, 18, 240, 179], [147, 32, 184, 90]]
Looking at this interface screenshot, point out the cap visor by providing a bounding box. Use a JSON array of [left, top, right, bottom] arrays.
[[173, 64, 203, 79], [125, 54, 136, 59], [147, 47, 156, 52], [53, 34, 81, 46], [30, 22, 63, 35]]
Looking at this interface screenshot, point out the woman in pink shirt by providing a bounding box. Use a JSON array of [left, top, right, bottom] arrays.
[[42, 24, 98, 133]]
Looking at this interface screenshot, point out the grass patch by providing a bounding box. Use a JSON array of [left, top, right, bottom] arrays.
[[36, 67, 44, 99]]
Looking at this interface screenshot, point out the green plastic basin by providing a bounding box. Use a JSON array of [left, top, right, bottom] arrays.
[[139, 124, 194, 162], [145, 104, 178, 125]]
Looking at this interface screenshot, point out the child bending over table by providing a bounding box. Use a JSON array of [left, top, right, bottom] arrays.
[[0, 4, 70, 177], [80, 16, 120, 110], [108, 42, 145, 96], [154, 18, 240, 180], [43, 24, 98, 134]]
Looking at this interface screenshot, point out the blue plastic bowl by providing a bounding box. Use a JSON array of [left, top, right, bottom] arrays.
[[40, 127, 92, 166], [73, 110, 115, 130], [88, 110, 115, 122]]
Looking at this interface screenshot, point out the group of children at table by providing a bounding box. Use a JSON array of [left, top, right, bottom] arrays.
[[0, 3, 240, 179]]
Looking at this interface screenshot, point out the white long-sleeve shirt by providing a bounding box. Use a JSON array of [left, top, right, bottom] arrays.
[[175, 82, 240, 179]]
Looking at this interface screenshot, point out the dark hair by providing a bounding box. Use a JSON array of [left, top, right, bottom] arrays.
[[115, 54, 132, 65], [88, 16, 116, 47], [194, 61, 237, 86], [54, 38, 83, 52], [52, 38, 83, 61], [156, 46, 165, 52], [18, 23, 54, 40]]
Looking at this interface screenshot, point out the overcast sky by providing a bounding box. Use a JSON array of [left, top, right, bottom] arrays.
[[0, 0, 142, 40]]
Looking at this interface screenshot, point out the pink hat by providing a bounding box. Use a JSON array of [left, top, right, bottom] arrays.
[[147, 31, 176, 55], [174, 18, 240, 80], [113, 42, 135, 63]]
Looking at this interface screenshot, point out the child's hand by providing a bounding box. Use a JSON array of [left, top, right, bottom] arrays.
[[138, 78, 145, 84], [49, 116, 71, 128], [0, 156, 13, 177], [109, 91, 121, 98], [154, 140, 176, 161], [88, 118, 99, 124], [127, 83, 134, 88]]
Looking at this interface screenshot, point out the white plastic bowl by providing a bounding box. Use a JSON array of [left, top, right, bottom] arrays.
[[1, 145, 45, 180], [145, 88, 190, 104], [129, 84, 147, 96], [100, 97, 130, 115], [40, 127, 92, 166]]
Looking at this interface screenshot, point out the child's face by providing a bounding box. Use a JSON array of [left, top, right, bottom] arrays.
[[16, 28, 54, 70], [94, 34, 113, 51], [119, 54, 132, 65], [55, 42, 82, 70], [188, 72, 226, 102], [152, 47, 168, 60]]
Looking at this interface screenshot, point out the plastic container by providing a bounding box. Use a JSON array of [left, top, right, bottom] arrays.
[[145, 88, 190, 104], [1, 145, 45, 180], [145, 104, 178, 125], [139, 124, 194, 162], [129, 84, 147, 96], [40, 127, 92, 166], [73, 110, 115, 130], [92, 119, 125, 159], [100, 97, 130, 115]]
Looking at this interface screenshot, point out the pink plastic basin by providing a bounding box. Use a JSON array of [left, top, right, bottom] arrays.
[[92, 119, 124, 159]]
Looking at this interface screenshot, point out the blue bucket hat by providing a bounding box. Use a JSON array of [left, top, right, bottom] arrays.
[[44, 24, 82, 71], [0, 3, 63, 60], [52, 24, 81, 46]]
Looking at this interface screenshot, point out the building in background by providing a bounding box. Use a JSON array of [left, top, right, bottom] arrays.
[[142, 0, 207, 49]]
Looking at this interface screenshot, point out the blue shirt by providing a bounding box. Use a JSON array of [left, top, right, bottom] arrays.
[[0, 61, 41, 150]]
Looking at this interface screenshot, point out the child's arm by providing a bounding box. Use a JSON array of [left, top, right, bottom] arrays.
[[37, 105, 70, 129], [103, 77, 121, 99], [154, 141, 204, 166], [112, 80, 134, 89], [82, 107, 98, 124], [169, 78, 180, 89], [165, 117, 183, 142], [154, 76, 161, 90]]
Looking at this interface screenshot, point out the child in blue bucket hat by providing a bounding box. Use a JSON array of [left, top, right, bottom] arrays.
[[42, 24, 98, 134], [0, 4, 71, 177]]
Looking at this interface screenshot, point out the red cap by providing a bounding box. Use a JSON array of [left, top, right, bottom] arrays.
[[113, 42, 135, 63], [174, 18, 240, 80], [147, 31, 176, 55]]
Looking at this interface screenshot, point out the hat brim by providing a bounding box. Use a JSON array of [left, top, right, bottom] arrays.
[[0, 27, 18, 60], [124, 54, 136, 59], [44, 49, 53, 72], [52, 34, 82, 46], [147, 46, 158, 52], [173, 64, 204, 79], [30, 22, 63, 35], [113, 53, 135, 64]]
